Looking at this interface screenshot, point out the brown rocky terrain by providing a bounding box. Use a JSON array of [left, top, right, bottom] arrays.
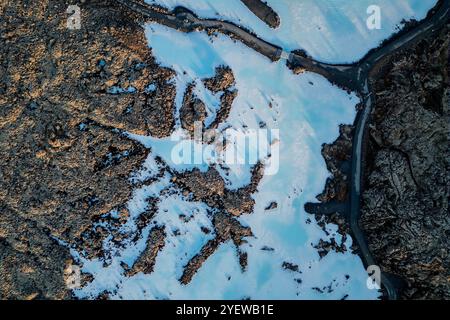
[[202, 66, 238, 131], [0, 0, 265, 299], [126, 226, 166, 276], [179, 83, 207, 135], [0, 0, 177, 299], [173, 163, 265, 283], [180, 211, 253, 284], [180, 65, 237, 136], [174, 163, 264, 217]]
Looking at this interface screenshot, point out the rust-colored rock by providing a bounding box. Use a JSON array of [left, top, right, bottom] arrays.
[[0, 0, 176, 298], [126, 227, 166, 276]]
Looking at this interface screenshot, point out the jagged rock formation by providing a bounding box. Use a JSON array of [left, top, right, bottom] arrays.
[[180, 83, 207, 134], [360, 27, 449, 299], [305, 124, 355, 258], [203, 66, 235, 93], [180, 212, 253, 284], [203, 66, 238, 131], [172, 164, 264, 283], [180, 66, 237, 135], [126, 226, 166, 276], [174, 163, 264, 217], [317, 124, 354, 204]]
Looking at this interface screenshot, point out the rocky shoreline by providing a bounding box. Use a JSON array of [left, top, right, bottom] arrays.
[[315, 24, 449, 299], [360, 25, 449, 299]]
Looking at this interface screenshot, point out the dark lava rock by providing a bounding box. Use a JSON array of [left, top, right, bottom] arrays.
[[264, 201, 278, 211], [240, 0, 281, 29], [360, 27, 449, 299], [180, 66, 237, 134], [282, 261, 300, 273], [306, 25, 449, 299], [202, 66, 238, 131], [317, 124, 353, 203], [306, 124, 354, 257]]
